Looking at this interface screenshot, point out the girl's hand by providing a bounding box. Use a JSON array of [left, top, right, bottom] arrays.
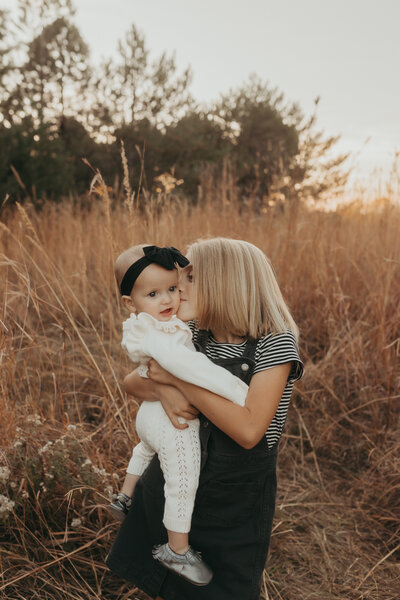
[[147, 359, 176, 386], [157, 385, 199, 430]]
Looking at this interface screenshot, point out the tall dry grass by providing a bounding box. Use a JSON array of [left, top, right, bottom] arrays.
[[0, 183, 399, 599]]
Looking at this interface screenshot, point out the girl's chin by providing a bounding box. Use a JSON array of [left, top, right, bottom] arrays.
[[177, 306, 196, 321]]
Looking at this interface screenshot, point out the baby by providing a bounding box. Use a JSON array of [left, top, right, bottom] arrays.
[[111, 244, 248, 586]]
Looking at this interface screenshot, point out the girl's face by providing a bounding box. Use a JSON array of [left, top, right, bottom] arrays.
[[125, 264, 180, 321], [177, 264, 197, 321]]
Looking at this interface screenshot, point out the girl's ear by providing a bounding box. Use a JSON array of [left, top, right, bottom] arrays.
[[122, 295, 136, 312]]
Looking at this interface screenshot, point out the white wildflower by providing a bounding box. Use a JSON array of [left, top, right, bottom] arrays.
[[0, 467, 10, 484], [0, 494, 15, 517], [71, 518, 82, 528], [27, 414, 42, 426], [81, 458, 92, 467], [67, 424, 77, 432], [39, 441, 53, 455], [112, 472, 120, 480], [92, 466, 107, 477], [13, 441, 23, 448]]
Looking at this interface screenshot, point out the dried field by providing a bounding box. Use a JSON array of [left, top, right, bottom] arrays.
[[1, 187, 399, 599]]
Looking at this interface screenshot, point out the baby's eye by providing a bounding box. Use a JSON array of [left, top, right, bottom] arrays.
[[148, 291, 157, 297], [169, 286, 177, 292]]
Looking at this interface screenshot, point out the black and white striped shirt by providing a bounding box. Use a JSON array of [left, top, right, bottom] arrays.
[[189, 323, 304, 448]]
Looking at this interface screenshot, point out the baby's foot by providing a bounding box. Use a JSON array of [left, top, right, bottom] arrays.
[[152, 543, 213, 586], [108, 493, 132, 521]]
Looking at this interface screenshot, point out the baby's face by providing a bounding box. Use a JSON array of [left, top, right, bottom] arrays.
[[129, 264, 180, 321]]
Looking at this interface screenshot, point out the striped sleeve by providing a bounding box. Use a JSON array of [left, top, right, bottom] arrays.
[[253, 331, 304, 382], [187, 320, 198, 340]]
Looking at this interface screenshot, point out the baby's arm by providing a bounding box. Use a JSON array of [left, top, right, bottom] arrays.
[[140, 330, 249, 406]]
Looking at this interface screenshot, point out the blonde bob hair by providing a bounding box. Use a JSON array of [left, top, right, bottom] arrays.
[[187, 238, 299, 341]]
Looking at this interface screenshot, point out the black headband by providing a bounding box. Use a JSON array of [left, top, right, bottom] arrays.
[[120, 245, 189, 296]]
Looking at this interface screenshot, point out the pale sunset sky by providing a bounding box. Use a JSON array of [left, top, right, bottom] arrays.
[[2, 0, 399, 186]]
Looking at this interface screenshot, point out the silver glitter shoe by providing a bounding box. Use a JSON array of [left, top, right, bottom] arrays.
[[152, 543, 213, 586], [108, 493, 132, 521]]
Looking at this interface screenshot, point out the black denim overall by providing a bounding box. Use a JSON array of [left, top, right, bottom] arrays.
[[106, 331, 278, 600]]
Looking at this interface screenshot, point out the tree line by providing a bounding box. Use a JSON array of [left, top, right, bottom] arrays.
[[0, 0, 349, 206]]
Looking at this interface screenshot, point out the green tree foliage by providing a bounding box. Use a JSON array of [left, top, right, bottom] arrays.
[[160, 113, 231, 194], [212, 77, 349, 204], [2, 1, 89, 127], [0, 1, 349, 206], [58, 116, 116, 193], [28, 17, 89, 121], [88, 24, 192, 135], [293, 98, 350, 204], [114, 119, 165, 192], [213, 77, 301, 199], [0, 10, 13, 100], [0, 119, 74, 201], [110, 113, 231, 198], [0, 8, 22, 122]]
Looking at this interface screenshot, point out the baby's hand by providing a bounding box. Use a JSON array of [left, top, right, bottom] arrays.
[[137, 364, 149, 378], [147, 359, 175, 385], [157, 383, 199, 429]]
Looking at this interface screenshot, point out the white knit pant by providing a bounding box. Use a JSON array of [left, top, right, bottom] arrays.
[[127, 400, 201, 533]]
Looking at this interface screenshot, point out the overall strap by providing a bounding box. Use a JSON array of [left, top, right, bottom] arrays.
[[195, 329, 210, 354], [242, 337, 259, 360], [196, 330, 260, 469]]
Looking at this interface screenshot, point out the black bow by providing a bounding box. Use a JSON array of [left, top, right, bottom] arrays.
[[120, 245, 189, 296], [143, 245, 189, 270]]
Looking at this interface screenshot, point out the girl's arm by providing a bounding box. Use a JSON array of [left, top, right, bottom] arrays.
[[147, 360, 292, 449], [128, 326, 248, 406], [123, 369, 158, 401], [123, 369, 199, 430]]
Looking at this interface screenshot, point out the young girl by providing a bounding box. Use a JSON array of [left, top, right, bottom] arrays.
[[106, 238, 303, 600], [111, 244, 249, 587]]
